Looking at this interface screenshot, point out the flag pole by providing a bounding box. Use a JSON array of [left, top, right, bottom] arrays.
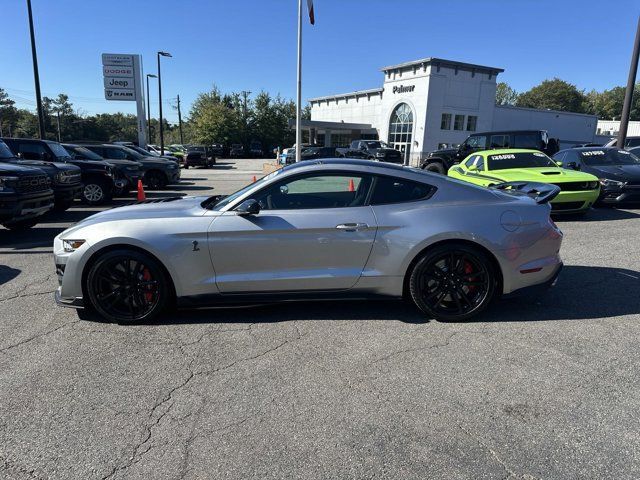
[[295, 0, 302, 162]]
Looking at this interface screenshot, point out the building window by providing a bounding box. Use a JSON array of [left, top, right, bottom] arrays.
[[440, 113, 451, 130], [454, 115, 465, 131], [466, 116, 477, 132]]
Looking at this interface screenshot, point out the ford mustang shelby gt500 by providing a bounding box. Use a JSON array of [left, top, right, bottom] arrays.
[[448, 149, 600, 214], [54, 159, 563, 323]]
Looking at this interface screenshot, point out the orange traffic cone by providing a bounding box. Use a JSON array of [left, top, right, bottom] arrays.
[[348, 179, 355, 192], [252, 175, 257, 183], [137, 179, 146, 201]]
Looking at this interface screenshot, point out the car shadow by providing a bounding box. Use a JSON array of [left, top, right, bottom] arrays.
[[0, 265, 21, 285], [77, 265, 640, 326], [554, 208, 640, 222]]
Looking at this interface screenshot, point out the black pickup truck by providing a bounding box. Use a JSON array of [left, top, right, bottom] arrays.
[[2, 138, 82, 210], [420, 130, 557, 174], [0, 140, 54, 230]]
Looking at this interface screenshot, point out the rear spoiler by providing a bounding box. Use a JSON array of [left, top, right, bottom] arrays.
[[491, 181, 560, 205]]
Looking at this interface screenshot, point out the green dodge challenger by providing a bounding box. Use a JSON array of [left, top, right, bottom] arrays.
[[448, 149, 600, 213]]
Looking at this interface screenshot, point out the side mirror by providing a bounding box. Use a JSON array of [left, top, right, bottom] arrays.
[[566, 162, 578, 170], [236, 199, 260, 215], [467, 164, 478, 172], [554, 160, 563, 167]]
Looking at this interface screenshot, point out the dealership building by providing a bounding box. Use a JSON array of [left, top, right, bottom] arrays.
[[306, 57, 597, 165]]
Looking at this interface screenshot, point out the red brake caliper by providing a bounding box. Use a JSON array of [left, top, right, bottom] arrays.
[[142, 268, 153, 303], [464, 261, 477, 293]]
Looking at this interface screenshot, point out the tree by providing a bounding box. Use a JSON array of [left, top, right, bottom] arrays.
[[189, 86, 242, 145], [495, 82, 518, 105], [516, 78, 588, 113], [0, 88, 17, 136], [585, 85, 640, 121]]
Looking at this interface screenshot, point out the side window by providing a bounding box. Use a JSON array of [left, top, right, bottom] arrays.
[[104, 147, 127, 159], [514, 133, 539, 149], [251, 173, 372, 210], [564, 150, 580, 165], [627, 138, 640, 148], [464, 155, 479, 168], [18, 142, 47, 160], [489, 135, 509, 148], [476, 156, 485, 171], [553, 151, 566, 163], [87, 146, 104, 157], [466, 135, 487, 149], [369, 176, 434, 205]]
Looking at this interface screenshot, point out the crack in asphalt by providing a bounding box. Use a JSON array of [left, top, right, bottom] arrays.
[[0, 289, 56, 303], [457, 425, 536, 480], [0, 319, 80, 355], [0, 273, 55, 302], [369, 331, 459, 365], [101, 323, 305, 479], [0, 452, 49, 479]]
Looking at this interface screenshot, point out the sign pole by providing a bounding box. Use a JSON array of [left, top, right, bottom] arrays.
[[295, 0, 302, 162], [618, 15, 640, 148], [133, 55, 147, 147]]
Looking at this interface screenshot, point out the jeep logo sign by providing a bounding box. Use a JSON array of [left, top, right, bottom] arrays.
[[392, 85, 415, 94]]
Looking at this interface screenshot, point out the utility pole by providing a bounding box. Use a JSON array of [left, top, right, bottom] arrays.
[[157, 51, 172, 156], [241, 90, 251, 149], [26, 0, 45, 139], [177, 94, 184, 144], [146, 74, 157, 144], [618, 15, 640, 148], [55, 110, 61, 142]]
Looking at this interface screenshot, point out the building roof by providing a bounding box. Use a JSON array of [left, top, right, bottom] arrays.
[[380, 57, 504, 75], [309, 88, 383, 103]]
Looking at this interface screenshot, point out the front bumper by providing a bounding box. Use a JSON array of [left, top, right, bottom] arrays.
[[54, 183, 83, 202], [550, 189, 600, 213], [0, 190, 54, 223], [55, 288, 84, 309], [598, 185, 640, 204]]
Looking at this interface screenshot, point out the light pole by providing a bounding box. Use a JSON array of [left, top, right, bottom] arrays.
[[26, 0, 45, 139], [146, 74, 157, 145], [157, 51, 172, 156]]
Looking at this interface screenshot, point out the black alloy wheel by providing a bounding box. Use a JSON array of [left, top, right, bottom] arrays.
[[86, 249, 171, 323], [145, 171, 167, 190], [409, 244, 496, 321]]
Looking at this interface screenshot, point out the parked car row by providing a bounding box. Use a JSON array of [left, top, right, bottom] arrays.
[[0, 137, 182, 230]]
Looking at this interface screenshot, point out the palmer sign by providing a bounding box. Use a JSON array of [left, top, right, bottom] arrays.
[[392, 84, 416, 94]]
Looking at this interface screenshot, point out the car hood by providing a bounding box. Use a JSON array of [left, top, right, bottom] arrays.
[[486, 167, 598, 183], [104, 159, 143, 168], [12, 159, 80, 173], [0, 162, 47, 175], [584, 164, 640, 181], [72, 195, 211, 228], [139, 156, 175, 166], [431, 148, 458, 157]]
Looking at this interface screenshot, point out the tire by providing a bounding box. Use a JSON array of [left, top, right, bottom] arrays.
[[53, 199, 74, 211], [184, 164, 190, 169], [82, 179, 112, 205], [145, 171, 167, 190], [424, 162, 446, 174], [409, 243, 496, 322], [85, 249, 172, 323], [3, 218, 39, 231]]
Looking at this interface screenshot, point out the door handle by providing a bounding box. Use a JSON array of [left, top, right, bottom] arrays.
[[335, 223, 369, 232]]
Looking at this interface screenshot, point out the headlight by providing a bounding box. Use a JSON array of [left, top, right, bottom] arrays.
[[599, 178, 625, 188], [0, 176, 18, 192], [62, 239, 86, 252], [56, 172, 72, 183], [375, 152, 384, 157]]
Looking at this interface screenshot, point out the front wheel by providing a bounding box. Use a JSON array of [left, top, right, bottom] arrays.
[[82, 180, 112, 205], [423, 162, 446, 174], [85, 249, 172, 323], [409, 244, 496, 322], [145, 171, 167, 190]]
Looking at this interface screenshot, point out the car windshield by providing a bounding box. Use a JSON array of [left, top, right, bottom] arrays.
[[121, 146, 144, 159], [48, 142, 72, 160], [366, 141, 388, 149], [65, 145, 104, 160], [204, 170, 283, 210], [0, 141, 15, 159], [579, 149, 640, 166], [487, 151, 556, 170]]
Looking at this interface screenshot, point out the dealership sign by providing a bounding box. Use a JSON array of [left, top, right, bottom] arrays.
[[101, 52, 147, 145], [392, 84, 416, 94]]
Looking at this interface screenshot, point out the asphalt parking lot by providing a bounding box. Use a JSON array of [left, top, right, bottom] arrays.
[[1, 158, 640, 479]]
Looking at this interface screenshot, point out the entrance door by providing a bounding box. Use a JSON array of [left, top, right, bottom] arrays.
[[208, 172, 377, 293], [388, 103, 414, 165]]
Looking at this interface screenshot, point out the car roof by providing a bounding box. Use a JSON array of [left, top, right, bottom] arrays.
[[557, 146, 617, 153], [285, 158, 407, 172], [469, 130, 545, 136], [475, 148, 546, 157]]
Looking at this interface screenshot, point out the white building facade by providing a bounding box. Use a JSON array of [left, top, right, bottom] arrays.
[[309, 57, 597, 165]]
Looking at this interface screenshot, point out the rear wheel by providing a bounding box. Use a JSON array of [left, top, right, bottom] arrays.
[[409, 244, 496, 322], [85, 249, 171, 323]]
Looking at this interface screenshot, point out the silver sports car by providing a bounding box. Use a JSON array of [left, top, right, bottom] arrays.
[[54, 159, 563, 323]]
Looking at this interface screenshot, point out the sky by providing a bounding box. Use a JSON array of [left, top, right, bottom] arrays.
[[1, 0, 639, 124]]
